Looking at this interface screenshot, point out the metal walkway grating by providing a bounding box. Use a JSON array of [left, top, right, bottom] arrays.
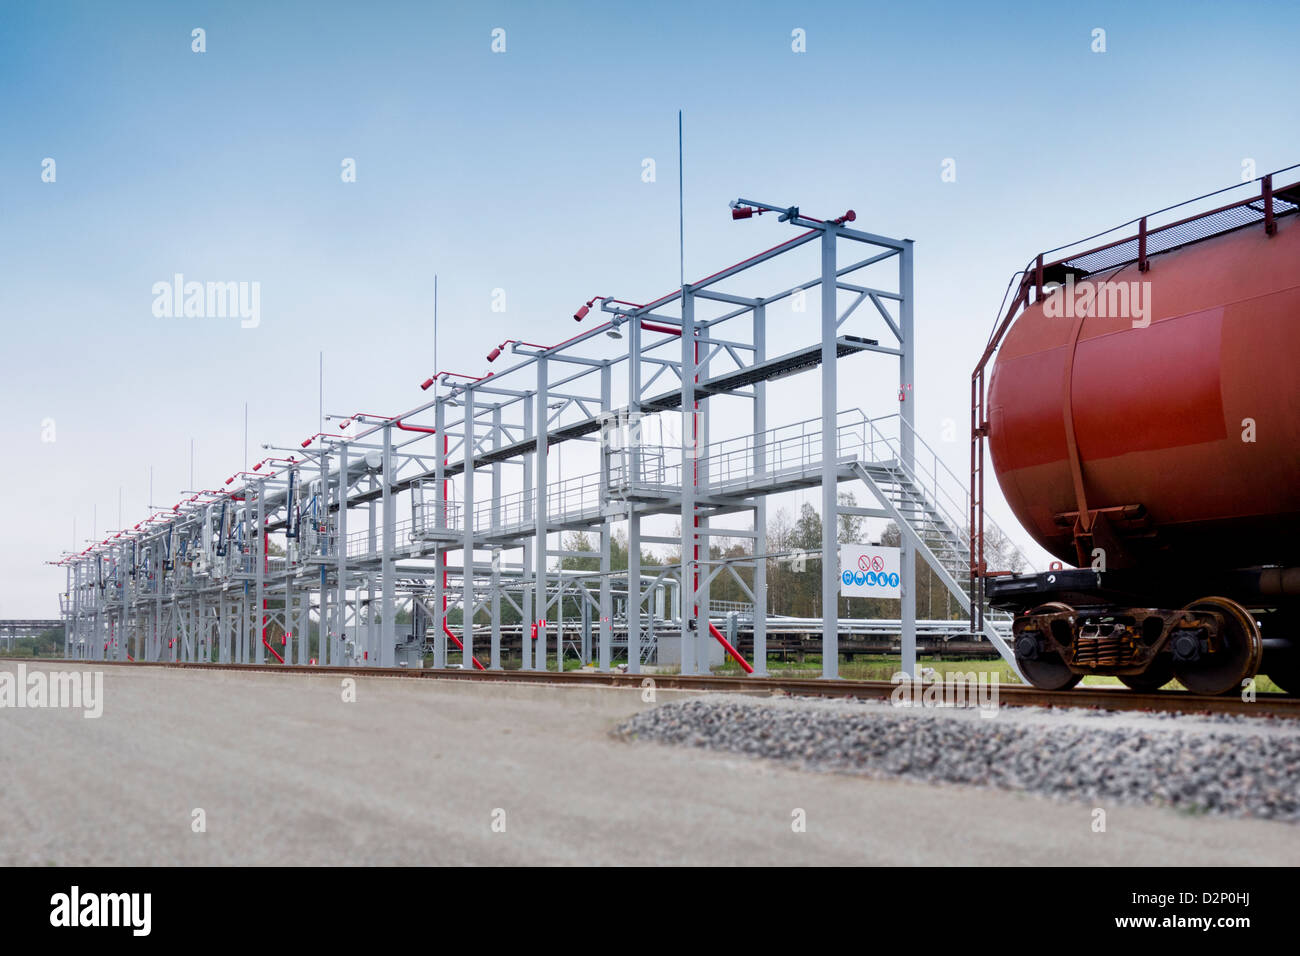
[[1061, 189, 1298, 277]]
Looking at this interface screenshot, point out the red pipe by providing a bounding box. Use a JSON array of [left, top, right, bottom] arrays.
[[339, 412, 395, 429], [262, 637, 285, 664], [394, 420, 437, 434], [420, 371, 491, 391], [708, 622, 753, 674], [496, 338, 554, 354], [640, 320, 682, 336], [228, 470, 274, 485], [442, 622, 486, 671]]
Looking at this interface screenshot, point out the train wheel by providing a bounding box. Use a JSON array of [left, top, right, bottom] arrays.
[[1019, 656, 1083, 690], [1118, 655, 1175, 691], [1015, 603, 1082, 691], [1174, 597, 1263, 696]]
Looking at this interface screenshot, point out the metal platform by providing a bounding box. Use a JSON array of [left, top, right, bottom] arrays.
[[56, 196, 1026, 678]]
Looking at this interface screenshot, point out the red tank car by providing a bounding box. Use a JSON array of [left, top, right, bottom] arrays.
[[988, 213, 1300, 570], [974, 170, 1300, 696]]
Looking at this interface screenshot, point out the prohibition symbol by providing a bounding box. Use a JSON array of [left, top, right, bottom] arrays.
[[857, 555, 871, 572], [870, 556, 884, 572]]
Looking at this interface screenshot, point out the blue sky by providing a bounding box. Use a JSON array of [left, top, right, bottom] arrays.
[[1, 0, 1296, 615]]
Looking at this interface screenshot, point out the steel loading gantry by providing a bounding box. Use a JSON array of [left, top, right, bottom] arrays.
[[55, 199, 1025, 678]]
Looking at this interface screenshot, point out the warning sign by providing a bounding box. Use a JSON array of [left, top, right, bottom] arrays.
[[839, 544, 901, 599]]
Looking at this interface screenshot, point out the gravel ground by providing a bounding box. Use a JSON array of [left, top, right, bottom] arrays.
[[4, 662, 1298, 864], [616, 695, 1300, 822]]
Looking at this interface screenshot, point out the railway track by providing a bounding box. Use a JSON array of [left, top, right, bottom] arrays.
[[7, 656, 1300, 719]]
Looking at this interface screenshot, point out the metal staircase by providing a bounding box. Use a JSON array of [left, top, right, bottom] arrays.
[[846, 414, 1023, 668]]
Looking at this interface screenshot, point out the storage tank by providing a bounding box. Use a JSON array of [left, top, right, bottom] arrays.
[[987, 212, 1300, 570]]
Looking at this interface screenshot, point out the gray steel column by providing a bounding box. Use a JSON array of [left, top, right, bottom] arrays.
[[298, 587, 310, 667], [91, 562, 100, 661], [284, 558, 294, 664], [335, 441, 349, 666], [68, 563, 77, 660], [317, 450, 329, 666], [118, 543, 128, 662], [255, 481, 266, 664], [433, 545, 446, 668], [598, 362, 612, 672], [490, 404, 502, 669], [239, 580, 247, 662], [533, 358, 549, 672], [628, 513, 641, 673], [287, 590, 296, 666], [626, 316, 642, 674], [580, 595, 591, 664], [680, 286, 697, 675], [461, 388, 476, 669], [556, 576, 565, 668], [434, 396, 447, 669], [521, 391, 534, 671], [380, 424, 396, 667], [354, 589, 363, 662], [820, 228, 839, 679], [899, 239, 917, 678], [366, 474, 377, 664], [752, 301, 769, 676], [154, 547, 163, 663], [695, 312, 712, 675], [239, 515, 249, 663]]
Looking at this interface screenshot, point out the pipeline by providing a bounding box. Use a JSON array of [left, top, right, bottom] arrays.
[[395, 419, 437, 434], [707, 621, 753, 674], [285, 470, 298, 539], [1260, 568, 1300, 595], [215, 500, 229, 556]]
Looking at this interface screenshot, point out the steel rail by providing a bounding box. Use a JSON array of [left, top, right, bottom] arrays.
[[9, 657, 1298, 719]]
